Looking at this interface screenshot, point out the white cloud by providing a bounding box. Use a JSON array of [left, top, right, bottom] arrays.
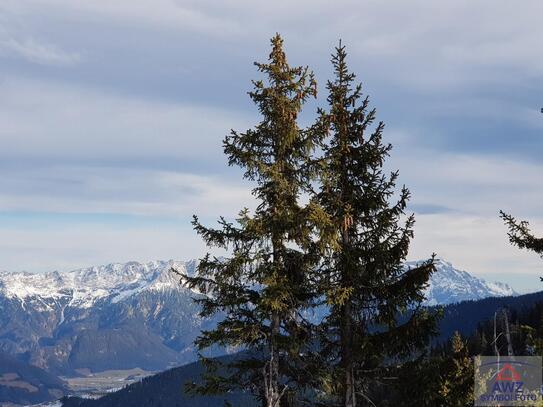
[[0, 37, 80, 66], [0, 76, 250, 160], [0, 223, 208, 273], [0, 0, 542, 285], [409, 212, 543, 277], [4, 0, 543, 86], [3, 0, 242, 37], [0, 165, 254, 218], [394, 151, 543, 218]]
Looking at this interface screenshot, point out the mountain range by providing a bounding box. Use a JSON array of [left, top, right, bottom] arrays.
[[0, 259, 515, 376], [0, 258, 517, 405], [0, 260, 227, 377], [407, 259, 515, 305]]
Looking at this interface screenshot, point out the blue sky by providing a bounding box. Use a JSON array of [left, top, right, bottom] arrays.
[[1, 1, 543, 292]]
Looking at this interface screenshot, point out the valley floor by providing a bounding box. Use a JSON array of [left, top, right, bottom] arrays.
[[62, 369, 155, 398]]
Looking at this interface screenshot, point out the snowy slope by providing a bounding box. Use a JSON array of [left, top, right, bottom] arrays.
[[0, 258, 515, 310], [406, 259, 517, 306], [0, 260, 196, 309], [0, 260, 210, 375]]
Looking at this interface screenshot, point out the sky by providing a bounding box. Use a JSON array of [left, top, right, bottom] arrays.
[[0, 0, 542, 292]]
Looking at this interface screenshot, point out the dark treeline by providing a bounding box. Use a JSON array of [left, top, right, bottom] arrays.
[[437, 291, 543, 341], [61, 291, 543, 406]]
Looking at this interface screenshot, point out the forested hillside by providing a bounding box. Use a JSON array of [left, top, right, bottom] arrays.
[[58, 289, 543, 407]]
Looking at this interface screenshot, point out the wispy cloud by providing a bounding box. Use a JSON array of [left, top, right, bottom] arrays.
[[0, 165, 254, 218], [5, 0, 242, 37], [0, 76, 250, 163], [395, 151, 543, 219], [0, 221, 208, 273], [0, 0, 542, 287], [0, 38, 80, 66]]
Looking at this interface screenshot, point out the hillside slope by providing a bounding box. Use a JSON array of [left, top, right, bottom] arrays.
[[0, 351, 66, 406], [57, 289, 543, 407], [59, 355, 256, 407], [0, 261, 223, 376]]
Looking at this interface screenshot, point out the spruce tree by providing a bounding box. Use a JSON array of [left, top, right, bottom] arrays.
[[437, 332, 473, 407], [181, 34, 319, 407], [312, 43, 439, 406], [397, 333, 473, 407], [501, 211, 543, 259]]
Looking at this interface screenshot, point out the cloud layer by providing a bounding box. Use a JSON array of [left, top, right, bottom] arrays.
[[1, 1, 542, 291]]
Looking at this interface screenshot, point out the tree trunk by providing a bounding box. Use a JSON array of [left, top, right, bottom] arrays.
[[502, 309, 514, 357], [267, 230, 282, 407], [342, 301, 356, 407], [261, 311, 283, 407], [493, 311, 499, 357], [341, 221, 356, 407]]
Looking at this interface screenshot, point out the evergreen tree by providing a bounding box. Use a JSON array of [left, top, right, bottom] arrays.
[[312, 43, 439, 406], [437, 332, 473, 407], [180, 34, 320, 407], [395, 333, 473, 407], [501, 211, 543, 259], [393, 355, 441, 407]]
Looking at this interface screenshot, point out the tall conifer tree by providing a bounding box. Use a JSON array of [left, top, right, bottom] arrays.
[[313, 43, 439, 406], [181, 35, 319, 407]]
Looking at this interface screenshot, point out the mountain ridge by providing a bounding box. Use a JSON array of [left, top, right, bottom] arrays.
[[0, 260, 197, 309], [0, 258, 515, 308], [0, 258, 516, 377], [0, 258, 521, 405], [0, 260, 220, 376], [407, 258, 516, 305]]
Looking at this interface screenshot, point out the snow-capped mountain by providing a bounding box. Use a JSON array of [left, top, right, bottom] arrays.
[[0, 259, 196, 309], [0, 260, 218, 376], [408, 259, 516, 306], [0, 258, 515, 376], [0, 258, 514, 310]]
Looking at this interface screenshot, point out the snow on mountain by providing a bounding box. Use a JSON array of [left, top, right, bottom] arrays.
[[0, 258, 515, 310], [0, 260, 215, 376], [0, 258, 518, 377], [406, 258, 517, 306], [0, 260, 196, 309]]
